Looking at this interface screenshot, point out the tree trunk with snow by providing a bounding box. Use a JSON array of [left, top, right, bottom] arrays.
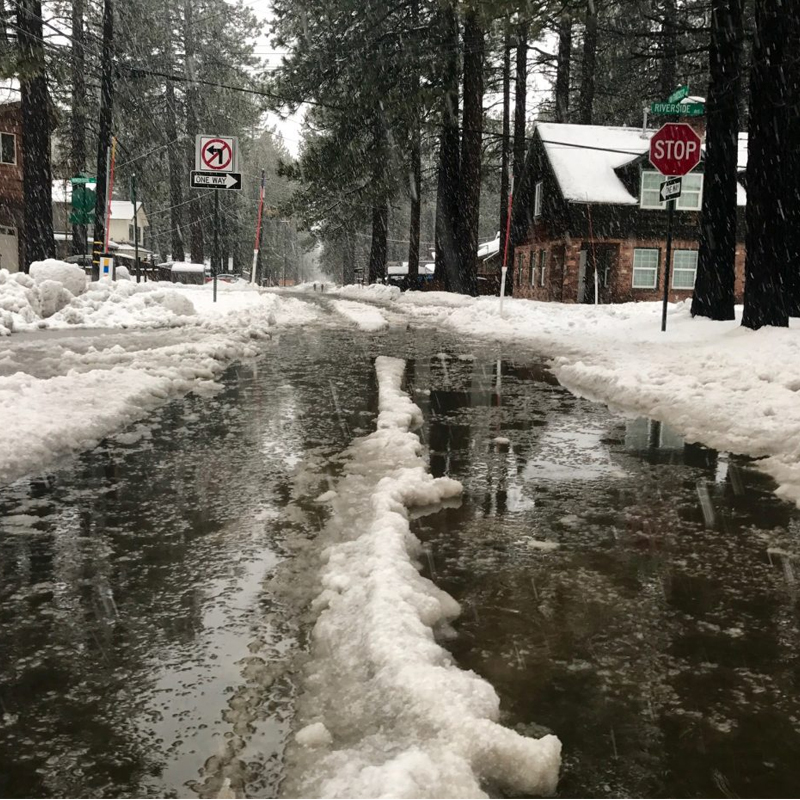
[[500, 26, 511, 255], [742, 0, 789, 330], [692, 0, 742, 321], [17, 0, 55, 268], [457, 6, 482, 296], [70, 0, 87, 256], [555, 14, 572, 123], [578, 0, 597, 124], [407, 0, 421, 280], [659, 0, 678, 98], [513, 19, 528, 187], [92, 0, 114, 267], [185, 0, 204, 265], [784, 2, 800, 317], [368, 203, 388, 285], [434, 0, 461, 292]]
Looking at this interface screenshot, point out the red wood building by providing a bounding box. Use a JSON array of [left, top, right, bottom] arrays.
[[508, 122, 747, 304], [0, 86, 23, 273]]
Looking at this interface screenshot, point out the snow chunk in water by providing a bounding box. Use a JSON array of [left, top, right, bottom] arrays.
[[283, 356, 561, 798], [296, 722, 333, 748]]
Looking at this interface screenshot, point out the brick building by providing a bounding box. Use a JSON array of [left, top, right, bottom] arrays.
[[509, 121, 747, 304], [0, 82, 23, 273]]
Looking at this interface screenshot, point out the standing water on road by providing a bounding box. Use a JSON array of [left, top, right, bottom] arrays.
[[1, 321, 799, 798]]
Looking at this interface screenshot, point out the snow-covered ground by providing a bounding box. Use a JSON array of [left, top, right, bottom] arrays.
[[282, 357, 560, 798], [0, 266, 321, 484], [324, 285, 800, 508]]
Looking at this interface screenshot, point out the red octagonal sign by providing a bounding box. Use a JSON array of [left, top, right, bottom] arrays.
[[649, 122, 702, 177]]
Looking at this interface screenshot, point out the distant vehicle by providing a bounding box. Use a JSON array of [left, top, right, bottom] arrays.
[[205, 273, 243, 285]]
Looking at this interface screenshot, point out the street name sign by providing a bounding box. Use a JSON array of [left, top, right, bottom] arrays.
[[659, 177, 683, 202], [195, 135, 239, 173], [190, 170, 242, 190], [667, 85, 690, 104], [650, 102, 705, 117], [649, 123, 702, 176]]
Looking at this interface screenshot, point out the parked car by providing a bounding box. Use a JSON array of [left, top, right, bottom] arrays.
[[204, 273, 243, 285]]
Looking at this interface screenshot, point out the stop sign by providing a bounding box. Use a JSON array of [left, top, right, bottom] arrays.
[[649, 123, 702, 176]]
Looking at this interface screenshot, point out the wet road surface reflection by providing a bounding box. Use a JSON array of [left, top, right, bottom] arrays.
[[410, 352, 800, 799], [2, 323, 799, 799]]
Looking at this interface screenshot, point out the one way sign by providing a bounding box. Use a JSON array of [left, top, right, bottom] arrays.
[[190, 171, 242, 191]]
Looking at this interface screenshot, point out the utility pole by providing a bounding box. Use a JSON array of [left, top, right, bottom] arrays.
[[251, 169, 265, 284], [92, 0, 114, 279]]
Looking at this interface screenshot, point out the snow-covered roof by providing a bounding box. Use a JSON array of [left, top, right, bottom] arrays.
[[387, 262, 435, 276], [109, 200, 146, 223], [537, 123, 653, 205], [477, 234, 500, 260], [171, 261, 206, 273], [536, 122, 748, 207]]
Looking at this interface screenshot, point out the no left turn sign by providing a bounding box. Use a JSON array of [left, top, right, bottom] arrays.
[[195, 135, 238, 173]]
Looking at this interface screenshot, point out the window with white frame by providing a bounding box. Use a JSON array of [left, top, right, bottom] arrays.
[[540, 250, 547, 286], [1, 132, 16, 165], [516, 252, 524, 286], [672, 249, 698, 289], [676, 173, 703, 210], [632, 248, 659, 289], [534, 181, 543, 218], [640, 172, 666, 209], [530, 251, 537, 286], [641, 170, 704, 211]]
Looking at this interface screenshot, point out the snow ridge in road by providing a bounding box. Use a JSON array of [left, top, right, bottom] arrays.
[[284, 356, 561, 799], [329, 298, 389, 332]]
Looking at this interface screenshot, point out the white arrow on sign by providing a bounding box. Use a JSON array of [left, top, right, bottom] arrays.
[[659, 177, 683, 202], [190, 171, 242, 190]]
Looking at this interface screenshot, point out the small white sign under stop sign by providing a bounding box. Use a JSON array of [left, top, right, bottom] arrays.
[[100, 254, 114, 278]]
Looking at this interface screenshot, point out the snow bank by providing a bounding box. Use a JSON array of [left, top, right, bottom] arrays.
[[333, 283, 401, 302], [359, 291, 800, 509], [283, 356, 561, 798], [330, 299, 389, 332], [29, 259, 88, 297]]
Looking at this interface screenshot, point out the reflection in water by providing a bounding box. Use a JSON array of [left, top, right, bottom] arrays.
[[411, 352, 800, 799]]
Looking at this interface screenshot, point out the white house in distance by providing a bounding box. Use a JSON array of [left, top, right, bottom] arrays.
[[51, 180, 149, 256]]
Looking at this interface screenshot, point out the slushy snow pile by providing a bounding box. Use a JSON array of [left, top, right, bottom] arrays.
[[282, 357, 561, 798], [0, 282, 322, 484], [330, 299, 389, 332], [335, 289, 800, 509]]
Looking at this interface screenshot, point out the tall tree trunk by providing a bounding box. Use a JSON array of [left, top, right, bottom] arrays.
[[407, 0, 421, 279], [785, 3, 800, 316], [457, 6, 482, 296], [500, 25, 511, 254], [368, 203, 388, 284], [164, 3, 185, 262], [578, 0, 597, 124], [659, 0, 678, 98], [742, 0, 789, 329], [434, 0, 461, 291], [554, 14, 572, 123], [185, 0, 204, 264], [70, 0, 87, 256], [513, 19, 528, 187], [1, 0, 9, 46], [17, 0, 55, 268], [692, 0, 742, 321]]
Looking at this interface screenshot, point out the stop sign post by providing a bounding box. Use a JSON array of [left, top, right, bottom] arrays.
[[649, 123, 703, 332]]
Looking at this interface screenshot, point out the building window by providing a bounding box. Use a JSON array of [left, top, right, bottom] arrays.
[[516, 252, 524, 286], [534, 181, 543, 218], [540, 250, 547, 286], [530, 251, 537, 286], [672, 249, 698, 289], [632, 248, 659, 289], [641, 170, 704, 210], [640, 171, 665, 209], [1, 132, 16, 165], [676, 173, 703, 211]]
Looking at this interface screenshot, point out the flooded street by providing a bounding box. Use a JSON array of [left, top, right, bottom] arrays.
[[1, 319, 799, 798]]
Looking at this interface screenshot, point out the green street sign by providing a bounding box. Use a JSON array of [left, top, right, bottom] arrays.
[[71, 184, 96, 214], [651, 102, 705, 117], [70, 173, 94, 185], [667, 85, 690, 104], [69, 209, 93, 226]]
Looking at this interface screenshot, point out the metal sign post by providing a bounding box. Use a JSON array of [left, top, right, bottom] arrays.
[[131, 174, 140, 283], [213, 189, 219, 303], [649, 123, 702, 333]]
